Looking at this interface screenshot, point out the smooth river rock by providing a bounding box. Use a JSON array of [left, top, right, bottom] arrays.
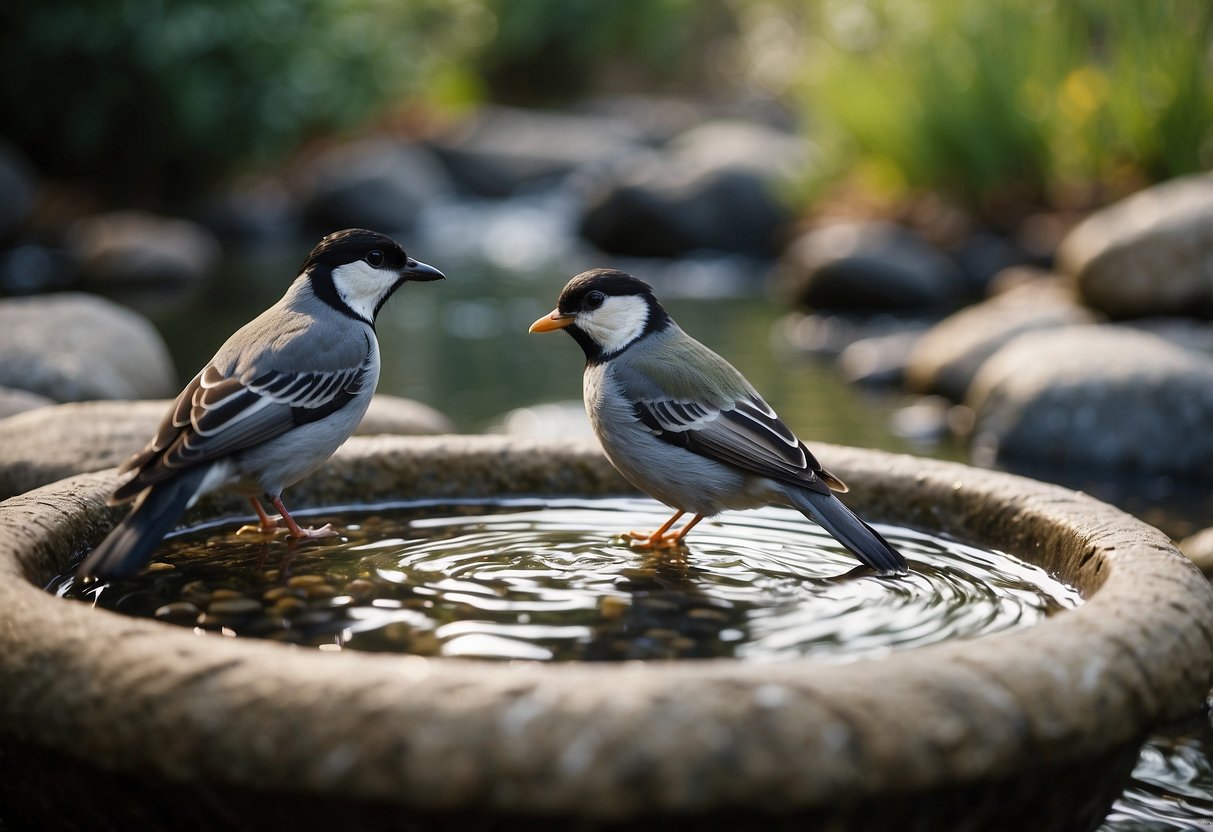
[[1057, 172, 1213, 318], [966, 325, 1213, 474], [1180, 526, 1213, 579], [779, 221, 969, 312], [906, 279, 1099, 401], [0, 292, 177, 401]]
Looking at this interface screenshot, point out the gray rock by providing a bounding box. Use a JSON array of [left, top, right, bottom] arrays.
[[0, 293, 176, 402], [779, 221, 969, 312], [1121, 317, 1213, 356], [967, 325, 1213, 474], [1179, 526, 1213, 579], [68, 211, 220, 287], [906, 280, 1098, 400], [430, 105, 642, 197], [578, 121, 809, 257], [358, 394, 455, 435], [837, 329, 928, 387], [298, 138, 453, 233], [0, 386, 52, 419], [0, 141, 35, 238], [0, 395, 454, 500], [1057, 172, 1213, 318]]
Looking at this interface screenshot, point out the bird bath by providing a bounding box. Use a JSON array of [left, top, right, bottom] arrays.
[[1, 435, 1211, 831]]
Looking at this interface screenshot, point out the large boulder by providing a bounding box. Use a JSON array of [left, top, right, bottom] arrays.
[[1057, 173, 1213, 318], [297, 138, 454, 234], [578, 120, 809, 257], [0, 293, 176, 402], [906, 280, 1099, 400], [68, 211, 220, 289], [430, 106, 642, 197], [779, 221, 969, 312], [966, 325, 1213, 474], [0, 386, 52, 420]]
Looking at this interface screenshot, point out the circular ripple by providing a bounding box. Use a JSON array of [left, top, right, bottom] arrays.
[[56, 497, 1080, 664]]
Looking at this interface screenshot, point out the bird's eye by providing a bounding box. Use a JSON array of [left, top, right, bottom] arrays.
[[585, 291, 605, 310], [366, 250, 384, 267]]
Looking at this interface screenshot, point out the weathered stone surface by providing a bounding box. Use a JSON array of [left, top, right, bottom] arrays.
[[906, 280, 1099, 400], [967, 325, 1213, 473], [1180, 526, 1213, 579], [0, 293, 176, 401], [1058, 172, 1213, 318], [0, 386, 52, 419], [297, 138, 453, 234], [578, 121, 808, 257], [0, 396, 454, 500], [779, 221, 969, 312], [68, 210, 221, 287], [0, 437, 1209, 831]]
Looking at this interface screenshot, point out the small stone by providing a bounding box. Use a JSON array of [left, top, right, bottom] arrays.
[[210, 588, 246, 601], [207, 598, 262, 617], [287, 575, 328, 588], [271, 597, 307, 617], [180, 580, 212, 607], [599, 596, 629, 620], [343, 579, 377, 601], [154, 602, 201, 625], [303, 584, 336, 600], [143, 562, 175, 573]]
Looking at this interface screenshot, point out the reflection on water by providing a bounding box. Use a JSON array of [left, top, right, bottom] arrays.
[[1101, 708, 1213, 831], [56, 498, 1077, 662]]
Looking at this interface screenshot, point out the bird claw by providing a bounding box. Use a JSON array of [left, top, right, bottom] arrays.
[[236, 522, 288, 538], [290, 523, 338, 541], [623, 530, 685, 550]]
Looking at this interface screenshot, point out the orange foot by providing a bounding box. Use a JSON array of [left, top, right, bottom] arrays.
[[622, 512, 705, 550]]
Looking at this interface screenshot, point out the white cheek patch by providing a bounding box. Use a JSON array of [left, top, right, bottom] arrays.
[[332, 261, 396, 322], [578, 295, 649, 354]]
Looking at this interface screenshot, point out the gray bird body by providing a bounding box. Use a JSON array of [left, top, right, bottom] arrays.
[[79, 229, 442, 579], [532, 268, 907, 576]]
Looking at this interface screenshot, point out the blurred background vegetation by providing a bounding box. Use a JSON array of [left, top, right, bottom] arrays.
[[2, 0, 1210, 219]]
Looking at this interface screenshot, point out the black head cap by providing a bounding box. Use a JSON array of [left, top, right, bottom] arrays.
[[556, 268, 671, 363]]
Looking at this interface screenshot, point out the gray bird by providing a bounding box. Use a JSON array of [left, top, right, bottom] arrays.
[[78, 228, 444, 580], [529, 269, 907, 576]]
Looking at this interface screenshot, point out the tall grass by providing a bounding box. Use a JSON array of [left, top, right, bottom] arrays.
[[778, 0, 1213, 214]]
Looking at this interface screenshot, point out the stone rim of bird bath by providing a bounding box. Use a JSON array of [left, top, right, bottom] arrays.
[[1, 435, 1211, 827]]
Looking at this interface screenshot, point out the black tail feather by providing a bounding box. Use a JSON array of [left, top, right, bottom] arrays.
[[787, 487, 908, 576], [78, 467, 208, 580]]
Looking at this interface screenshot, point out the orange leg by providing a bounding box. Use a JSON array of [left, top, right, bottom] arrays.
[[671, 514, 705, 544], [236, 497, 287, 537], [270, 495, 337, 540], [625, 511, 703, 550]]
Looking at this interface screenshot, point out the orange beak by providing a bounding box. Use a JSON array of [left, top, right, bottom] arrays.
[[529, 309, 575, 333]]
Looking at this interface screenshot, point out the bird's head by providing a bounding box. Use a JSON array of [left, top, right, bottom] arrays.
[[302, 228, 444, 325], [529, 269, 670, 362]]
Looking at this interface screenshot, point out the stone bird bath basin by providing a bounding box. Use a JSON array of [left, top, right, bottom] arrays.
[[0, 436, 1210, 830]]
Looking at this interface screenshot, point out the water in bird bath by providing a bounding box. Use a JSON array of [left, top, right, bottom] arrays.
[[54, 497, 1078, 661]]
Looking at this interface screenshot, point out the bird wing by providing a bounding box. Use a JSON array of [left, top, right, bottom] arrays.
[[113, 337, 374, 500], [630, 392, 838, 496], [614, 330, 845, 496]]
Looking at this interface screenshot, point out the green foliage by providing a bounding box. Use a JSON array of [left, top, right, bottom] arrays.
[[781, 0, 1213, 213], [0, 0, 477, 199]]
